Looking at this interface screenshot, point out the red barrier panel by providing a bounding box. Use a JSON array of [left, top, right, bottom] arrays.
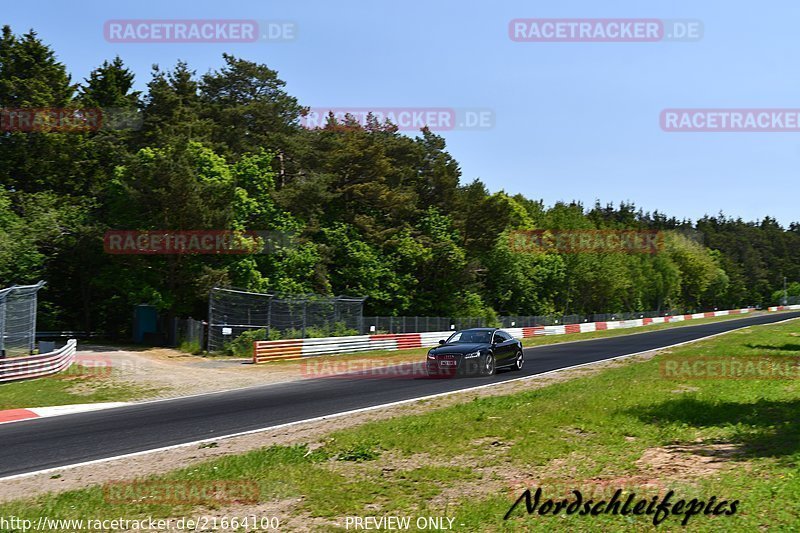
[[522, 326, 544, 338], [396, 333, 422, 349]]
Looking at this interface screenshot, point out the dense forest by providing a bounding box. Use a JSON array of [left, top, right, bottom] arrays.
[[1, 26, 799, 334]]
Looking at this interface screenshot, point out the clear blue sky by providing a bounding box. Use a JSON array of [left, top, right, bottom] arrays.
[[5, 0, 799, 225]]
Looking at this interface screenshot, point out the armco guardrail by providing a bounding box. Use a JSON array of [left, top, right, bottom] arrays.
[[0, 339, 77, 382], [253, 309, 755, 363]]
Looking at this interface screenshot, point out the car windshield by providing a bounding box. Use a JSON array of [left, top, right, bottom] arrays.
[[446, 330, 493, 344]]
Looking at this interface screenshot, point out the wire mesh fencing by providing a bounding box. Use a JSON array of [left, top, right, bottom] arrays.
[[207, 287, 366, 352], [174, 317, 204, 349], [0, 281, 45, 357], [499, 310, 682, 327], [207, 287, 711, 350], [363, 316, 487, 334], [363, 310, 685, 333]]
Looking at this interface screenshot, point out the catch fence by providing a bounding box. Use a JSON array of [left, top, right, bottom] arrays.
[[0, 281, 45, 357], [364, 310, 684, 334], [207, 287, 366, 352]]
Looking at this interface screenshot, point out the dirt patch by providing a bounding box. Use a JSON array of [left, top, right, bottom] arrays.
[[560, 427, 594, 439], [670, 385, 701, 394], [501, 443, 746, 505], [636, 443, 745, 479], [501, 441, 746, 504], [76, 344, 427, 400]]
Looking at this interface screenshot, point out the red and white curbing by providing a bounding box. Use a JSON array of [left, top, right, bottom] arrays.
[[768, 304, 800, 312], [254, 308, 758, 363], [0, 402, 130, 425]]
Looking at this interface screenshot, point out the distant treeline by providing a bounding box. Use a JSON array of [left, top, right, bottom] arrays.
[[1, 26, 798, 334]]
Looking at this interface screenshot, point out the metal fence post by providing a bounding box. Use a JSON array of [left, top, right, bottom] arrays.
[[0, 292, 5, 357], [206, 293, 213, 352], [302, 301, 307, 338], [267, 297, 272, 338], [29, 286, 37, 354]]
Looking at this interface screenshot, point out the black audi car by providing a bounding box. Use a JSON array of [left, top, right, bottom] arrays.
[[426, 328, 524, 377]]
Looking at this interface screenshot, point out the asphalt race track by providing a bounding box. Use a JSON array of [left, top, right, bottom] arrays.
[[1, 311, 798, 478]]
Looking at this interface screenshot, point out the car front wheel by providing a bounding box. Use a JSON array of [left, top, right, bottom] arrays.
[[513, 350, 524, 371], [481, 353, 496, 376]]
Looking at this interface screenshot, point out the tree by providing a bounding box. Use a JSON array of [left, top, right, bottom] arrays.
[[200, 54, 306, 162]]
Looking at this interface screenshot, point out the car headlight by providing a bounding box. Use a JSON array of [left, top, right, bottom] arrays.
[[427, 351, 435, 359], [464, 351, 480, 359]]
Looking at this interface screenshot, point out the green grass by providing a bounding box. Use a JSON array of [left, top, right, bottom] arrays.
[[178, 340, 203, 355], [2, 317, 798, 532], [0, 364, 161, 410]]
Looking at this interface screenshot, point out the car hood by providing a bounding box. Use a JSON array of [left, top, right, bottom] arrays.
[[429, 342, 488, 356]]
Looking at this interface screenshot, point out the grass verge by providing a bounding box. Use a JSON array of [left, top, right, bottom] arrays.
[[0, 365, 162, 410]]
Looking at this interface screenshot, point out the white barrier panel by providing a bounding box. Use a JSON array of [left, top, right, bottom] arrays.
[[505, 327, 524, 339], [768, 304, 800, 312], [421, 332, 450, 345], [0, 339, 77, 382]]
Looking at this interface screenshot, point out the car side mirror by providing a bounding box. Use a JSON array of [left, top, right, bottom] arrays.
[[438, 339, 445, 345]]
